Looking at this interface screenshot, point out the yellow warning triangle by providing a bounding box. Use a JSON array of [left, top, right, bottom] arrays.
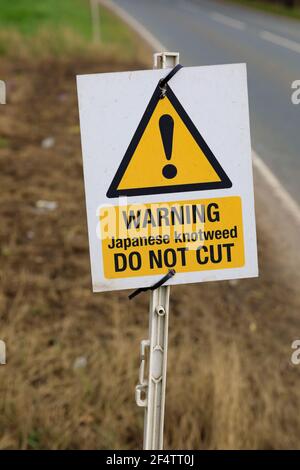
[[107, 85, 232, 198]]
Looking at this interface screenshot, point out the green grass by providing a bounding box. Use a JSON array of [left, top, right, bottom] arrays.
[[0, 0, 92, 37], [0, 137, 9, 149], [227, 0, 300, 20], [0, 0, 138, 55]]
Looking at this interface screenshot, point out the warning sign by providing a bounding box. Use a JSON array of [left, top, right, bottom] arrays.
[[77, 63, 258, 292], [101, 196, 244, 278], [107, 85, 232, 197]]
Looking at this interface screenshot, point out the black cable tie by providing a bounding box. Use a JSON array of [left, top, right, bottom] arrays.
[[128, 269, 176, 300], [158, 64, 183, 98]]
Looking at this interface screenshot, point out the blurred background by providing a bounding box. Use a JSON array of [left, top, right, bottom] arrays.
[[0, 0, 300, 450]]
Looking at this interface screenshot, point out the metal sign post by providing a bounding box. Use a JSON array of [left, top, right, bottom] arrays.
[[77, 49, 258, 448], [90, 0, 101, 43], [135, 52, 180, 451]]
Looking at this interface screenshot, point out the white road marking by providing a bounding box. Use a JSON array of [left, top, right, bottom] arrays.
[[260, 30, 300, 54], [210, 12, 246, 31], [253, 152, 300, 226], [98, 0, 166, 52], [97, 0, 300, 224]]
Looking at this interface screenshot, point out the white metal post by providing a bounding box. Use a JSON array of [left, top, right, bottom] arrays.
[[135, 52, 180, 451], [90, 0, 101, 43]]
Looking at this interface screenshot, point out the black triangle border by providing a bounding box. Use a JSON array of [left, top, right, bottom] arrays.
[[106, 84, 232, 198]]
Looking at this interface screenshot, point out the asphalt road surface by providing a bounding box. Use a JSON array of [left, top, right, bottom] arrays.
[[113, 0, 300, 204]]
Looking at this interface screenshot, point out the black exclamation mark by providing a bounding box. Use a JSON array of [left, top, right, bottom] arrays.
[[159, 114, 177, 179]]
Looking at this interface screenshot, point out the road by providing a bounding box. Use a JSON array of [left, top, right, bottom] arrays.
[[112, 0, 300, 204]]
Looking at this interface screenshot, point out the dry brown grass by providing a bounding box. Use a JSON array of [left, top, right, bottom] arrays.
[[0, 51, 300, 450]]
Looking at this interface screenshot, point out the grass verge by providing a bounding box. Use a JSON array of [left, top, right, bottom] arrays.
[[0, 53, 300, 449], [0, 0, 141, 58], [226, 0, 300, 20]]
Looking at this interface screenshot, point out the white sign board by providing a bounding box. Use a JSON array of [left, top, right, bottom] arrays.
[[77, 64, 258, 292]]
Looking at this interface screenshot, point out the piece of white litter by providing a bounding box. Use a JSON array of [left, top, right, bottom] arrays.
[[73, 356, 87, 370], [41, 136, 55, 149], [36, 200, 57, 212]]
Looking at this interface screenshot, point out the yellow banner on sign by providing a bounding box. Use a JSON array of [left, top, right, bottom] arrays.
[[100, 196, 244, 279]]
